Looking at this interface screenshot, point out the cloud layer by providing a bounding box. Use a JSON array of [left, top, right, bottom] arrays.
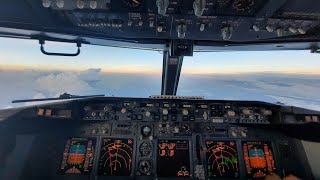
[[0, 69, 320, 111]]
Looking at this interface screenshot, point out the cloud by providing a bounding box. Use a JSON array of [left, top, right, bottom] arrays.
[[178, 73, 320, 110], [35, 72, 93, 97], [0, 70, 319, 111], [79, 68, 102, 86]]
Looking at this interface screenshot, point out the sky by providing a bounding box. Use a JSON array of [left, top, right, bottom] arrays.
[[0, 37, 320, 110], [1, 37, 320, 74]]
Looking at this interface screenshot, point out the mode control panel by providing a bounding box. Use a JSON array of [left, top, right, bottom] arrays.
[[80, 98, 277, 125]]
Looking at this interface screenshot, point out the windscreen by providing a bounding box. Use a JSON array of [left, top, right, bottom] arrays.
[[178, 51, 320, 111], [0, 37, 320, 111]]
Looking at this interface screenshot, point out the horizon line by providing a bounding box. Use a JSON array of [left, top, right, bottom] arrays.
[[1, 64, 320, 75]]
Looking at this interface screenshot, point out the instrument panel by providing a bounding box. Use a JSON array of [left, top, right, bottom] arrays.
[[56, 137, 281, 179], [0, 97, 318, 180]]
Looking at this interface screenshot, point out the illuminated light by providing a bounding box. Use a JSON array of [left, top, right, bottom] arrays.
[[312, 116, 319, 122], [37, 109, 45, 116], [305, 116, 312, 122], [45, 109, 52, 116], [42, 0, 51, 8]]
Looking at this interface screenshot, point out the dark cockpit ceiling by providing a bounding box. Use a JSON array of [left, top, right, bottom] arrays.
[[0, 0, 320, 52]]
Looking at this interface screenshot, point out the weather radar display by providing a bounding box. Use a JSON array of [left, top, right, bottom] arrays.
[[98, 138, 134, 176], [205, 141, 239, 178]]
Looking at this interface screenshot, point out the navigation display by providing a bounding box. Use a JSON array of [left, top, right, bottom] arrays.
[[59, 138, 95, 175], [242, 141, 277, 179], [206, 141, 239, 178], [98, 138, 134, 176], [157, 140, 190, 177]]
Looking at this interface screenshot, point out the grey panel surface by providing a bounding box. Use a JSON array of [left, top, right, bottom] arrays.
[[302, 141, 320, 179]]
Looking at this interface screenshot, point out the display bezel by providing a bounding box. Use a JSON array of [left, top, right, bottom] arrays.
[[156, 138, 193, 178], [97, 137, 135, 176], [204, 140, 240, 179], [57, 137, 97, 176], [241, 141, 277, 179]]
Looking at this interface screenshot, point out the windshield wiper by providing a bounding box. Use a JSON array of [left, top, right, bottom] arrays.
[[12, 93, 105, 103]]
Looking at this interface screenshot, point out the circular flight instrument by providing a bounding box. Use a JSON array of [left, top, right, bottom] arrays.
[[138, 160, 152, 175], [139, 141, 152, 157], [141, 126, 152, 137], [232, 0, 255, 12], [122, 0, 143, 9]]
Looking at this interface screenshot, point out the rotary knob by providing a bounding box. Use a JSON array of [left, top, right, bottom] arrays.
[[221, 26, 233, 40], [261, 109, 272, 116], [157, 25, 163, 32], [176, 23, 187, 39], [228, 110, 236, 117], [193, 0, 206, 17], [99, 112, 105, 117], [42, 0, 51, 8], [77, 0, 85, 9], [56, 0, 64, 8], [103, 105, 112, 111], [141, 126, 152, 137], [203, 111, 208, 120], [92, 128, 98, 134], [90, 0, 97, 9], [101, 129, 107, 134], [200, 23, 206, 32], [276, 28, 284, 37], [242, 109, 253, 115], [240, 130, 247, 137], [174, 127, 179, 133], [156, 0, 169, 16], [230, 130, 237, 137], [298, 27, 307, 34], [145, 111, 151, 117], [266, 25, 274, 32], [138, 160, 152, 175], [249, 114, 256, 120], [182, 109, 189, 116], [121, 108, 126, 114], [252, 25, 260, 32], [289, 27, 297, 33], [84, 106, 91, 111], [162, 109, 169, 115]]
